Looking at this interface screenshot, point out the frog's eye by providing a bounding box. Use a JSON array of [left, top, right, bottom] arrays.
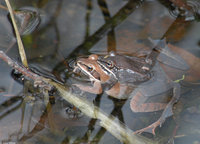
[[87, 65, 93, 72], [106, 60, 114, 68]]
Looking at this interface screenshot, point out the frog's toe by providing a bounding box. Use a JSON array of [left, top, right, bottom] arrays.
[[134, 126, 157, 135], [134, 119, 162, 135]]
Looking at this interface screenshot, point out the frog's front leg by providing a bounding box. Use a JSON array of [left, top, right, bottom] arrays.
[[133, 82, 180, 135], [106, 83, 130, 99], [130, 92, 167, 113], [73, 81, 102, 94]]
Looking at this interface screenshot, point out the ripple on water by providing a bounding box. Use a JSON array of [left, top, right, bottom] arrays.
[[169, 0, 200, 21]]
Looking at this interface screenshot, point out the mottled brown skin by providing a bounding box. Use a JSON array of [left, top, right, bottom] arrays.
[[73, 50, 182, 135]]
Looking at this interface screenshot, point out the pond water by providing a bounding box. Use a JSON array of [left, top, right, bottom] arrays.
[[0, 0, 200, 143]]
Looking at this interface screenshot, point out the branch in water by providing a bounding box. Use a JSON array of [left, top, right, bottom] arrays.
[[0, 51, 51, 90]]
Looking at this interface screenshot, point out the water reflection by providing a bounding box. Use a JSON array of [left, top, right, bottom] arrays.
[[0, 0, 200, 143]]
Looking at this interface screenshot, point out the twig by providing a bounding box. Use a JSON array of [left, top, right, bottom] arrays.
[[51, 82, 152, 144], [5, 0, 28, 68], [0, 51, 51, 90], [0, 4, 8, 11], [0, 50, 155, 144], [68, 0, 143, 57]]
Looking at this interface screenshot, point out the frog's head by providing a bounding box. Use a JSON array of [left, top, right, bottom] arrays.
[[74, 54, 115, 83]]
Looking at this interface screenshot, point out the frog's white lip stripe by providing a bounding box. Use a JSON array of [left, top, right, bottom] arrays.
[[97, 61, 117, 79]]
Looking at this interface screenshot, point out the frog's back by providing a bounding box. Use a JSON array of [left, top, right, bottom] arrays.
[[108, 55, 148, 73], [110, 55, 152, 84]]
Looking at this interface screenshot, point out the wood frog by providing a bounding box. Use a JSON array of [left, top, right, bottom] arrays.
[[72, 39, 188, 135]]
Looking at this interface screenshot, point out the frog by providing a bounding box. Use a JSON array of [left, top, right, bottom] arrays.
[[72, 39, 189, 135], [72, 53, 149, 99]]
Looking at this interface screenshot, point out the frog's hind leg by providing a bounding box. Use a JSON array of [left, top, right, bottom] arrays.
[[130, 92, 167, 113], [133, 82, 180, 135]]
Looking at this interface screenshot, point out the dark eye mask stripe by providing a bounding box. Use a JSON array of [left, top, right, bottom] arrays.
[[97, 60, 118, 77], [97, 61, 111, 75]]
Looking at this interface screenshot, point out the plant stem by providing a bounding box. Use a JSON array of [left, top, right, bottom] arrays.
[[5, 0, 28, 68]]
